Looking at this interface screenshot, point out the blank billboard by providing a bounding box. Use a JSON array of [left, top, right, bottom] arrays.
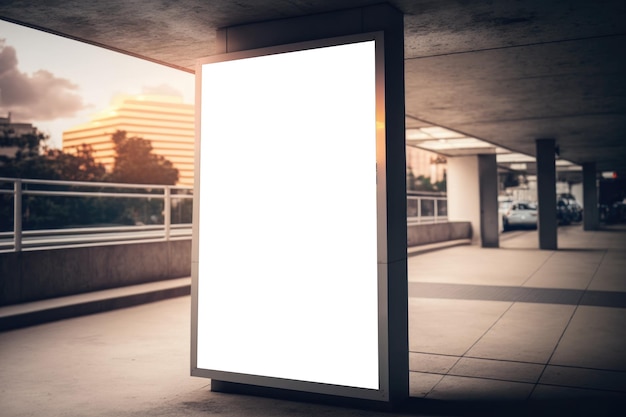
[[193, 35, 384, 396]]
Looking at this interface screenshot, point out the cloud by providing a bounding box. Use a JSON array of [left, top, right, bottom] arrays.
[[0, 41, 87, 122], [141, 83, 183, 97]]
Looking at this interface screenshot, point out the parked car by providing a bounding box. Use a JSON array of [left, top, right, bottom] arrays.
[[502, 201, 538, 231], [498, 198, 514, 215], [568, 200, 583, 222], [600, 200, 626, 223], [557, 197, 581, 225]]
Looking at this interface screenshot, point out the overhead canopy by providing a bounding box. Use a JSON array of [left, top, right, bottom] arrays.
[[1, 0, 625, 174]]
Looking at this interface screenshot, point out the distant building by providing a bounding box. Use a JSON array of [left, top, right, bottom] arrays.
[[62, 95, 194, 186], [0, 113, 38, 159], [406, 145, 447, 190]]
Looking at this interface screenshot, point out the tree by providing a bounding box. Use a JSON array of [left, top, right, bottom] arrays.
[[0, 127, 181, 231], [108, 130, 178, 185], [0, 129, 106, 181], [1, 128, 109, 231], [414, 175, 434, 191], [43, 144, 107, 182]]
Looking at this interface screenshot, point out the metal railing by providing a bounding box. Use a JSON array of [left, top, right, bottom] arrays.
[[0, 177, 193, 253], [407, 194, 448, 225], [1, 178, 448, 253]]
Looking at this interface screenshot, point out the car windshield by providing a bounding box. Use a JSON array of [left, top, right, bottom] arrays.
[[516, 203, 537, 210]]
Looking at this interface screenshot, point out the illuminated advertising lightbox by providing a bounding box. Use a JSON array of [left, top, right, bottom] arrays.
[[192, 34, 387, 399]]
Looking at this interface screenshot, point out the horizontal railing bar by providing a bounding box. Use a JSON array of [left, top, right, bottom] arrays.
[[0, 177, 192, 191], [21, 230, 191, 245], [0, 231, 191, 247], [2, 177, 451, 252], [20, 223, 192, 237], [0, 236, 190, 253], [407, 216, 449, 225], [23, 190, 167, 199], [1, 228, 192, 242], [1, 189, 192, 199]]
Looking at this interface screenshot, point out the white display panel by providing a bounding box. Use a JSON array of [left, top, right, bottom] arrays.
[[194, 38, 381, 391]]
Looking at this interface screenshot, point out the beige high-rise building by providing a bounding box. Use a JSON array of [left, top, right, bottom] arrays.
[[63, 94, 194, 186]]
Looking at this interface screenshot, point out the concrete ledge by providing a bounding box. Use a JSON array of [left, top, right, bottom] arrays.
[[407, 238, 472, 257], [407, 221, 472, 247], [0, 240, 191, 306], [0, 277, 191, 331]]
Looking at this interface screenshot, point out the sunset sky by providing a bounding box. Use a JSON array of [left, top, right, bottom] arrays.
[[0, 20, 195, 149]]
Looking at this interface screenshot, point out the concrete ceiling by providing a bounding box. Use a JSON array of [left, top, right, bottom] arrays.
[[1, 0, 625, 173]]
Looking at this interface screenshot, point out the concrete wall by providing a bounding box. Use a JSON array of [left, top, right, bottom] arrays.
[[407, 221, 472, 247], [1, 220, 469, 306], [0, 240, 191, 306]]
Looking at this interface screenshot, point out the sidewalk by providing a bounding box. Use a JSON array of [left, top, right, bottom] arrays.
[[0, 225, 625, 416], [407, 224, 626, 408], [0, 276, 191, 331]]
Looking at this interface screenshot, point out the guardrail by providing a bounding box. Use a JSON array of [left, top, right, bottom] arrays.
[[0, 177, 193, 253], [407, 194, 448, 225], [1, 178, 448, 253]]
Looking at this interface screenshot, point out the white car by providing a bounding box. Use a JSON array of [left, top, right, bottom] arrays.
[[502, 201, 538, 231]]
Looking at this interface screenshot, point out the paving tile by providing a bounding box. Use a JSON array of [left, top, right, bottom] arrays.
[[588, 271, 626, 292], [408, 298, 511, 356], [409, 352, 458, 374], [408, 246, 549, 286], [466, 303, 575, 363], [587, 251, 626, 292], [579, 289, 626, 308], [409, 282, 522, 302], [531, 384, 626, 400], [523, 250, 602, 289], [514, 287, 583, 305], [449, 357, 544, 383], [539, 365, 626, 392], [426, 375, 534, 400], [409, 371, 444, 398], [550, 306, 626, 371], [409, 282, 589, 306]]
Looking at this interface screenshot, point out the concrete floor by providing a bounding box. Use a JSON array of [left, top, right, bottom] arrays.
[[408, 225, 626, 409], [1, 224, 625, 416]]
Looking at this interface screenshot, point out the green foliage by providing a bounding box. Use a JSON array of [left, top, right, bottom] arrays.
[[108, 130, 178, 185], [0, 130, 42, 153], [407, 172, 447, 192], [0, 132, 107, 181], [0, 127, 183, 232]]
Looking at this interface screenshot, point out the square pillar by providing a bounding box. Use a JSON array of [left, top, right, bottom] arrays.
[[536, 139, 557, 250], [447, 156, 480, 244], [478, 154, 499, 248], [447, 154, 499, 247], [583, 163, 600, 230], [192, 4, 407, 408]]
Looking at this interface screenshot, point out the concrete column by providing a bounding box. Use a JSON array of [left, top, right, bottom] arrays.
[[536, 139, 557, 250], [209, 4, 408, 406], [448, 155, 499, 247], [447, 156, 480, 244], [583, 163, 600, 230], [478, 154, 499, 248]]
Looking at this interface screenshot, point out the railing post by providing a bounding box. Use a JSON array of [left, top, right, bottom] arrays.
[[14, 179, 22, 252], [164, 186, 171, 240], [434, 198, 438, 223], [417, 197, 421, 224]]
